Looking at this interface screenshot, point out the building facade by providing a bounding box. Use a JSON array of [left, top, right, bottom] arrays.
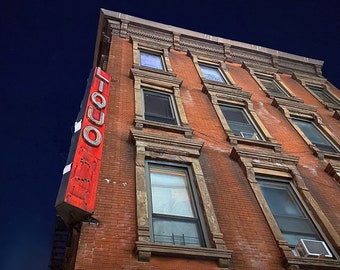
[[54, 8, 340, 269]]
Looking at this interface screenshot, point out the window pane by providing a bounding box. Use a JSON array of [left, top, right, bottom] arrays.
[[260, 185, 304, 217], [221, 106, 248, 123], [307, 85, 338, 105], [153, 218, 201, 246], [293, 119, 338, 152], [150, 168, 195, 217], [147, 164, 205, 247], [199, 64, 226, 83], [276, 216, 318, 236], [257, 75, 287, 96], [258, 179, 321, 246], [140, 51, 164, 70], [220, 105, 261, 139], [143, 90, 177, 125]]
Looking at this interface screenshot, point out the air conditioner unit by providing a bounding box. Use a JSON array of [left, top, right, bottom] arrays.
[[295, 239, 332, 258], [240, 132, 259, 140]]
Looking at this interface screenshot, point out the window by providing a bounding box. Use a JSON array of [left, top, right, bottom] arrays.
[[257, 177, 322, 247], [146, 163, 207, 247], [142, 89, 178, 125], [292, 118, 338, 153], [220, 105, 262, 140], [140, 50, 165, 70], [256, 74, 288, 97], [199, 63, 228, 84], [131, 129, 232, 266], [307, 84, 340, 106]]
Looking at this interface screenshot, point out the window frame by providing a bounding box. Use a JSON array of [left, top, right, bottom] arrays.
[[130, 129, 232, 267], [130, 66, 193, 138], [131, 39, 175, 76], [142, 88, 179, 126], [145, 161, 209, 247], [256, 176, 324, 248], [211, 97, 281, 151], [189, 53, 237, 88], [291, 117, 339, 153], [230, 147, 340, 268], [255, 73, 290, 97], [219, 103, 264, 141], [139, 49, 166, 71], [243, 65, 301, 102], [198, 62, 230, 84], [306, 83, 340, 109], [292, 73, 340, 111], [272, 97, 340, 160]]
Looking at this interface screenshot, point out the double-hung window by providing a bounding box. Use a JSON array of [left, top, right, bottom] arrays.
[[307, 84, 340, 106], [146, 162, 207, 247], [292, 118, 339, 153], [142, 89, 178, 125], [257, 177, 322, 247], [199, 63, 229, 84], [140, 50, 165, 70], [220, 105, 262, 140], [256, 74, 288, 97]]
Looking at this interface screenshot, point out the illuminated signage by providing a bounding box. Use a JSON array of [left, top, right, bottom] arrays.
[[56, 67, 110, 225]]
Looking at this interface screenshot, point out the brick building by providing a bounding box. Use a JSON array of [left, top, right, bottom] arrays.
[[54, 8, 340, 269]]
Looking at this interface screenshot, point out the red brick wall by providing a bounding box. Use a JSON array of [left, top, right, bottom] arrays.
[[73, 37, 340, 269]]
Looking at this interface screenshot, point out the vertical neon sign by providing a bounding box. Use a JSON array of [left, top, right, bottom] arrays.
[[56, 67, 110, 224]]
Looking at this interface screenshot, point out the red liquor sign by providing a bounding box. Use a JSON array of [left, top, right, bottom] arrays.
[[56, 67, 110, 225]]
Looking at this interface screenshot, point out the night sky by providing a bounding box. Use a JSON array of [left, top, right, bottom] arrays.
[[1, 1, 339, 269]]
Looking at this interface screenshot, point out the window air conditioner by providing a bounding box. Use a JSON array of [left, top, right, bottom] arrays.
[[240, 132, 259, 140], [295, 239, 332, 258]]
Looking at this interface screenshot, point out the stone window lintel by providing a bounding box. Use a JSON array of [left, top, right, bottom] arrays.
[[242, 62, 279, 75], [325, 162, 340, 184]]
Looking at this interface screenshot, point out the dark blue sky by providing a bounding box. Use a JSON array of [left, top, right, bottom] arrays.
[[1, 1, 339, 269]]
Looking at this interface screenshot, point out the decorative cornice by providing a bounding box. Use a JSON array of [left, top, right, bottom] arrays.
[[128, 24, 173, 47], [180, 35, 226, 61], [94, 9, 324, 77]]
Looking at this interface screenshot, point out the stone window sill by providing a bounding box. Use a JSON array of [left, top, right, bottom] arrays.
[[228, 135, 282, 152], [284, 255, 340, 270], [132, 64, 177, 77], [311, 145, 340, 161], [136, 241, 232, 268]]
